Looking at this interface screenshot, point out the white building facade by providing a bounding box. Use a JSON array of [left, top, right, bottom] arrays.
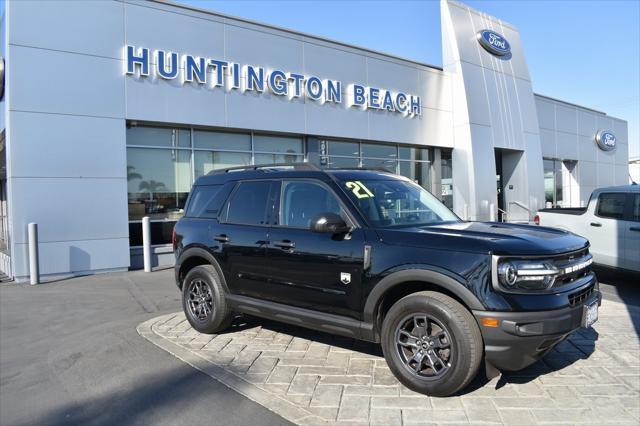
[[0, 0, 629, 282]]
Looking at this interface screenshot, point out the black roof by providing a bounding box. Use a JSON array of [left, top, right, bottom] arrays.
[[193, 163, 404, 186]]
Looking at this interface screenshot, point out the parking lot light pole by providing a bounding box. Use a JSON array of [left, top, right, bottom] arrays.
[[28, 223, 39, 285], [142, 216, 152, 272]]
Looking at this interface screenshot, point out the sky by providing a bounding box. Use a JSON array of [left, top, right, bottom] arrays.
[[176, 0, 640, 158]]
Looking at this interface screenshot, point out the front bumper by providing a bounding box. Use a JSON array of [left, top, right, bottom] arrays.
[[473, 286, 602, 371]]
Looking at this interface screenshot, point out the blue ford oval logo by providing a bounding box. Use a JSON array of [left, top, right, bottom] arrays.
[[477, 30, 511, 57], [595, 130, 616, 151]]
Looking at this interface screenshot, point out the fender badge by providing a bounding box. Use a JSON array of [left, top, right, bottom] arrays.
[[340, 272, 351, 285]]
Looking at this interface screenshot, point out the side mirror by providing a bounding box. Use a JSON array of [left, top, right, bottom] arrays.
[[310, 213, 350, 234]]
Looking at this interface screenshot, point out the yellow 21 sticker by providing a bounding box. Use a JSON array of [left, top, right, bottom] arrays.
[[346, 181, 374, 199]]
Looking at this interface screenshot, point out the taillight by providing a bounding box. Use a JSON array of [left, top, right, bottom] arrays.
[[533, 214, 540, 225], [172, 226, 177, 250]]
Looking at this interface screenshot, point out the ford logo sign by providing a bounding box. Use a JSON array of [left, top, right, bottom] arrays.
[[595, 130, 616, 151], [477, 30, 511, 57]]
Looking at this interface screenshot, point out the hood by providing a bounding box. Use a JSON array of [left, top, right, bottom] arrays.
[[376, 221, 588, 256]]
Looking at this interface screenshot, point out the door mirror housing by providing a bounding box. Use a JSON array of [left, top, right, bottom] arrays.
[[310, 213, 350, 234]]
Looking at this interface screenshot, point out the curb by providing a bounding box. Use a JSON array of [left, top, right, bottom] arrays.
[[137, 314, 329, 426]]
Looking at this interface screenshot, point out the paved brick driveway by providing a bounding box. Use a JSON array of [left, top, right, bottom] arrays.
[[138, 299, 640, 425]]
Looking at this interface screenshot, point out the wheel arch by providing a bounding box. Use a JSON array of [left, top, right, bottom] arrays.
[[176, 247, 228, 292], [364, 269, 484, 341]]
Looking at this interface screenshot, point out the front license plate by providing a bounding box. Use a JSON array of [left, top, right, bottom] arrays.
[[582, 301, 598, 328]]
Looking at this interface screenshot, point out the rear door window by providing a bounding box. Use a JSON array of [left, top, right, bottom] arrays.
[[224, 181, 272, 225], [596, 193, 627, 219]]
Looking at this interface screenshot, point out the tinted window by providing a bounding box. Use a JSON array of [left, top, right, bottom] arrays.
[[280, 181, 342, 228], [226, 181, 272, 225], [632, 194, 640, 222], [186, 185, 223, 219], [597, 193, 627, 219]]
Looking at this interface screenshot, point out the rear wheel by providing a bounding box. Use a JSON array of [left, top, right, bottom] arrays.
[[182, 265, 232, 334], [381, 291, 483, 397]]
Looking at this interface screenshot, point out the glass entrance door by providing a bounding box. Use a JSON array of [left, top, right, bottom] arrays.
[[543, 159, 563, 208]]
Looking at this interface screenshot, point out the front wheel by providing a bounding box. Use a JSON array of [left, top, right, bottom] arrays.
[[182, 265, 233, 334], [381, 291, 483, 397]]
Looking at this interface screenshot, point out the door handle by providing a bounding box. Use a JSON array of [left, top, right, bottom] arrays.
[[213, 234, 230, 243], [630, 227, 640, 232], [590, 222, 602, 227], [273, 240, 295, 249]]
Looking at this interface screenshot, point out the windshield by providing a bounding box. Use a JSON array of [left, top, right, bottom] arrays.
[[340, 178, 459, 228]]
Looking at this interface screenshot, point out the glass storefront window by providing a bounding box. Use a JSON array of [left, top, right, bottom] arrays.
[[254, 134, 303, 154], [127, 148, 192, 221], [361, 143, 397, 159], [399, 147, 429, 162], [324, 156, 359, 168], [127, 126, 190, 148], [254, 153, 304, 165], [440, 149, 453, 208], [362, 158, 398, 173], [193, 130, 251, 151], [399, 161, 431, 189], [195, 151, 251, 178], [328, 141, 359, 157]]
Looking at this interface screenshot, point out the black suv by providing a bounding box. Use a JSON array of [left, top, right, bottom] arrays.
[[173, 163, 601, 396]]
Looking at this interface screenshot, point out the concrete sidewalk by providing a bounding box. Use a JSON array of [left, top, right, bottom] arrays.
[[139, 299, 640, 425], [0, 269, 291, 426]]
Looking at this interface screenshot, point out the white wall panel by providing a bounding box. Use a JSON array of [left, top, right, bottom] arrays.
[[10, 177, 128, 245], [536, 99, 555, 131], [303, 43, 367, 86], [13, 238, 130, 279], [125, 2, 225, 60], [10, 0, 123, 58], [539, 129, 556, 158], [10, 46, 124, 118], [9, 112, 126, 179], [226, 24, 303, 71], [125, 72, 226, 127], [578, 161, 598, 188], [556, 131, 578, 161], [226, 90, 306, 134], [555, 104, 577, 135], [577, 110, 597, 137], [305, 100, 369, 140], [577, 135, 597, 162]]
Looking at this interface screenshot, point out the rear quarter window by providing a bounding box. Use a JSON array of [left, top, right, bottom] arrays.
[[185, 183, 233, 219]]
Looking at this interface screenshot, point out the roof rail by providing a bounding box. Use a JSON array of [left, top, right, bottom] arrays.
[[324, 166, 395, 174], [207, 162, 321, 175]]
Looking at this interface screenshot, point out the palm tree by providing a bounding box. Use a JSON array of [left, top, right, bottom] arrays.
[[127, 166, 142, 181], [139, 180, 167, 201]]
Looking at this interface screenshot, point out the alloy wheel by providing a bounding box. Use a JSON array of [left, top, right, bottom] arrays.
[[395, 314, 453, 379], [187, 278, 214, 321]]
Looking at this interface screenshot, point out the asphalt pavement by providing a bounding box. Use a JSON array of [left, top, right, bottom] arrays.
[[0, 269, 291, 426], [0, 266, 637, 426]]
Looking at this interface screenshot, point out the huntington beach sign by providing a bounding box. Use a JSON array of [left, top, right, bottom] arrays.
[[124, 46, 423, 117]]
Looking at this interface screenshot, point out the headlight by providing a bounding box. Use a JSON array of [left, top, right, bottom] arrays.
[[495, 258, 558, 291]]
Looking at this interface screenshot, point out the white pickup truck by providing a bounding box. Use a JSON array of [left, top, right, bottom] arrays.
[[535, 185, 640, 273]]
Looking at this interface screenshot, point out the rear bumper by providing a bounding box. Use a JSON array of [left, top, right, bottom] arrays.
[[473, 286, 601, 371]]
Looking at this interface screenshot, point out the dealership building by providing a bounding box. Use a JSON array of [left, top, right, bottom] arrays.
[[0, 0, 630, 282]]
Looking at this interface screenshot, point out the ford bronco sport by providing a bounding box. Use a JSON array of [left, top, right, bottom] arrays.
[[173, 163, 601, 396]]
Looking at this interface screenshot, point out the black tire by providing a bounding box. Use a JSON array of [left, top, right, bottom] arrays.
[[182, 265, 233, 334], [381, 291, 483, 397]]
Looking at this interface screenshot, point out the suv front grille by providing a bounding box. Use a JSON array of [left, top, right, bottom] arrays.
[[549, 248, 593, 289], [568, 282, 596, 307]]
